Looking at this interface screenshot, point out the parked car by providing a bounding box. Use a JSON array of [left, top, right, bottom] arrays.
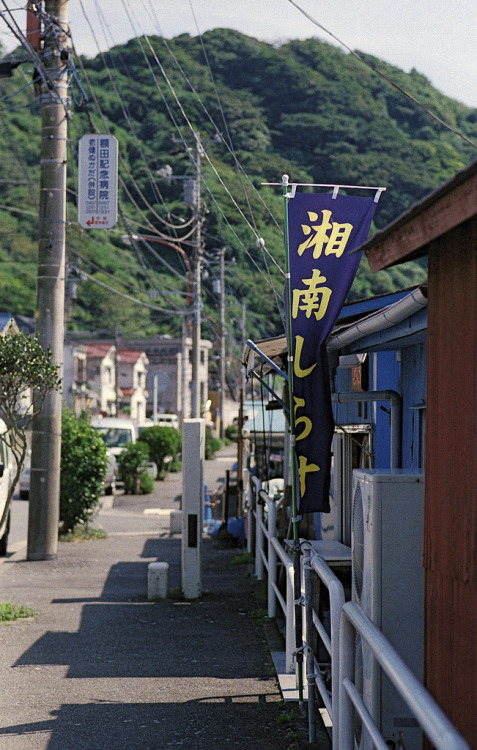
[[103, 450, 117, 496], [91, 418, 138, 495], [156, 413, 179, 430], [0, 418, 13, 555], [137, 418, 154, 437], [90, 417, 137, 456]]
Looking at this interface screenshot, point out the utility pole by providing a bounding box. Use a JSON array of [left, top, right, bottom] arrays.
[[114, 323, 120, 415], [218, 247, 226, 440], [190, 132, 202, 419], [241, 301, 247, 397], [27, 0, 69, 560]]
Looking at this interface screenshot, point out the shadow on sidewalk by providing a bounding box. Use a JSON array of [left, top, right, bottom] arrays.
[[5, 535, 301, 749], [0, 693, 290, 750]]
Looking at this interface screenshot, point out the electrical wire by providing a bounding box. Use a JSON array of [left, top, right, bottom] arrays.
[[73, 265, 190, 316], [136, 30, 287, 307], [107, 0, 284, 288], [70, 1, 287, 319], [286, 0, 477, 150], [77, 0, 197, 240], [0, 0, 69, 111]]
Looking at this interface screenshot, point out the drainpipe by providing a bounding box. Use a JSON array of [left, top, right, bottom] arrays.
[[331, 390, 402, 468]]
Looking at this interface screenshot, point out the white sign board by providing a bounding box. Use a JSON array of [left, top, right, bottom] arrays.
[[78, 134, 118, 229]]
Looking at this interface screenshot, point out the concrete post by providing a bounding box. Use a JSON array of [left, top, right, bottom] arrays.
[[181, 418, 205, 598], [27, 0, 68, 560]]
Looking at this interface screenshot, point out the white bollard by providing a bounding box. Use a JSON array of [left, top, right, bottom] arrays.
[[181, 418, 205, 599], [169, 510, 183, 535], [148, 562, 169, 600]]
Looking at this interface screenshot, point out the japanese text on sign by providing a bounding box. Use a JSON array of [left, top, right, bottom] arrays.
[[287, 193, 378, 513], [78, 134, 118, 229]]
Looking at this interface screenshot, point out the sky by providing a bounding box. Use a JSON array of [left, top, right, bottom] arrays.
[[1, 0, 476, 108]]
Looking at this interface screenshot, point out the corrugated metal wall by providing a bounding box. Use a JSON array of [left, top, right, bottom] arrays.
[[424, 218, 477, 745]]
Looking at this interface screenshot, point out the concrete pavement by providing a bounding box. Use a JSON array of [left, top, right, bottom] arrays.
[[0, 446, 319, 749]]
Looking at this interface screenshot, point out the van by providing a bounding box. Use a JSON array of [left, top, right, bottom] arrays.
[[90, 417, 137, 457], [156, 414, 179, 430], [0, 418, 13, 555]]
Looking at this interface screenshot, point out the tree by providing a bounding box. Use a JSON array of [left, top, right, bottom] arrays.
[[0, 331, 61, 533], [116, 441, 154, 494], [60, 409, 109, 533], [138, 425, 181, 479]]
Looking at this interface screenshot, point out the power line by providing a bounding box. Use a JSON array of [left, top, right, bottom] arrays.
[[286, 0, 477, 150]]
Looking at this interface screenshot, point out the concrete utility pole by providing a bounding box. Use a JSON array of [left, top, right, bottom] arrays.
[[27, 0, 69, 560], [218, 247, 226, 439], [241, 300, 247, 396], [190, 132, 202, 419]]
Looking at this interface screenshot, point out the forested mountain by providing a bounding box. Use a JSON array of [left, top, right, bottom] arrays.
[[0, 29, 476, 351]]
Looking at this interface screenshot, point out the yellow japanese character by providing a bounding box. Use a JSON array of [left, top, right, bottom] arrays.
[[292, 269, 332, 321], [298, 455, 320, 496], [293, 335, 316, 378], [297, 209, 353, 258], [294, 396, 312, 441]]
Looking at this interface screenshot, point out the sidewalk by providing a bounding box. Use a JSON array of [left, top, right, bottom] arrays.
[[0, 446, 315, 749]]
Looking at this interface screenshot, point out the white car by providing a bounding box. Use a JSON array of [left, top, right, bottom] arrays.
[[156, 414, 179, 430], [90, 417, 137, 457]]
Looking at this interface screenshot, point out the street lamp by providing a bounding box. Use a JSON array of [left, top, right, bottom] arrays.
[[121, 233, 198, 421]]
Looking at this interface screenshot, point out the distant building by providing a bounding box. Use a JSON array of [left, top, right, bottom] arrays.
[[0, 313, 19, 335], [126, 335, 212, 420], [63, 343, 88, 415], [116, 348, 148, 422], [84, 342, 117, 416], [63, 339, 149, 420]]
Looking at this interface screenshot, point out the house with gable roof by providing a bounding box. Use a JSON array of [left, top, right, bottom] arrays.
[[84, 342, 117, 416], [63, 338, 149, 421], [116, 347, 148, 422]]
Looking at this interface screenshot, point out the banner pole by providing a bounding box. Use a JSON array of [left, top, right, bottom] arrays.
[[282, 174, 304, 704]]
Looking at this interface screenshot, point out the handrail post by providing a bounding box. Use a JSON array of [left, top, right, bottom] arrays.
[[244, 468, 253, 555], [267, 497, 277, 618], [303, 547, 317, 742], [255, 499, 264, 581], [338, 609, 355, 750], [285, 562, 295, 673]]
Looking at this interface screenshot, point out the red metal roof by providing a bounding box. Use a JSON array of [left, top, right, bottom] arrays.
[[86, 343, 114, 359], [118, 349, 145, 364]]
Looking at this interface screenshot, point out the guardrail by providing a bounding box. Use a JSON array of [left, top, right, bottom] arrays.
[[339, 601, 470, 750], [247, 476, 469, 749], [250, 476, 295, 673], [302, 544, 345, 747]]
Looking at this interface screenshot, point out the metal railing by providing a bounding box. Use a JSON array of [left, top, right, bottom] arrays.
[[250, 476, 295, 672], [302, 544, 345, 747], [339, 601, 470, 750], [247, 476, 469, 750]]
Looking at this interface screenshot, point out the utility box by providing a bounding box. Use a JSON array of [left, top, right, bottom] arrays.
[[181, 419, 205, 598]]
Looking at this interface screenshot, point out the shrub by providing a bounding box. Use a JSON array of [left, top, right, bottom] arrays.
[[225, 424, 238, 443], [117, 441, 153, 494], [205, 427, 222, 459], [60, 409, 108, 534], [169, 457, 182, 473], [139, 470, 155, 494], [138, 425, 181, 479]]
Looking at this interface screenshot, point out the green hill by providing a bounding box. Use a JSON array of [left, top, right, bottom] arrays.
[[0, 29, 476, 350]]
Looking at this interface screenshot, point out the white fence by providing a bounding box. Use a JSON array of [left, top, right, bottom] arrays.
[[247, 479, 471, 749], [250, 475, 295, 673]]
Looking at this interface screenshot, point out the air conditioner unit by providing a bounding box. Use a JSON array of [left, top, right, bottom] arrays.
[[351, 469, 424, 750]]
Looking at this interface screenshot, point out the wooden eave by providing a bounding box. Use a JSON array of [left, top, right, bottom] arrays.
[[361, 158, 477, 272]]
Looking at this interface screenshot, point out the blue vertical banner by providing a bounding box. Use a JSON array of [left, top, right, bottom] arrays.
[[287, 192, 378, 513]]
